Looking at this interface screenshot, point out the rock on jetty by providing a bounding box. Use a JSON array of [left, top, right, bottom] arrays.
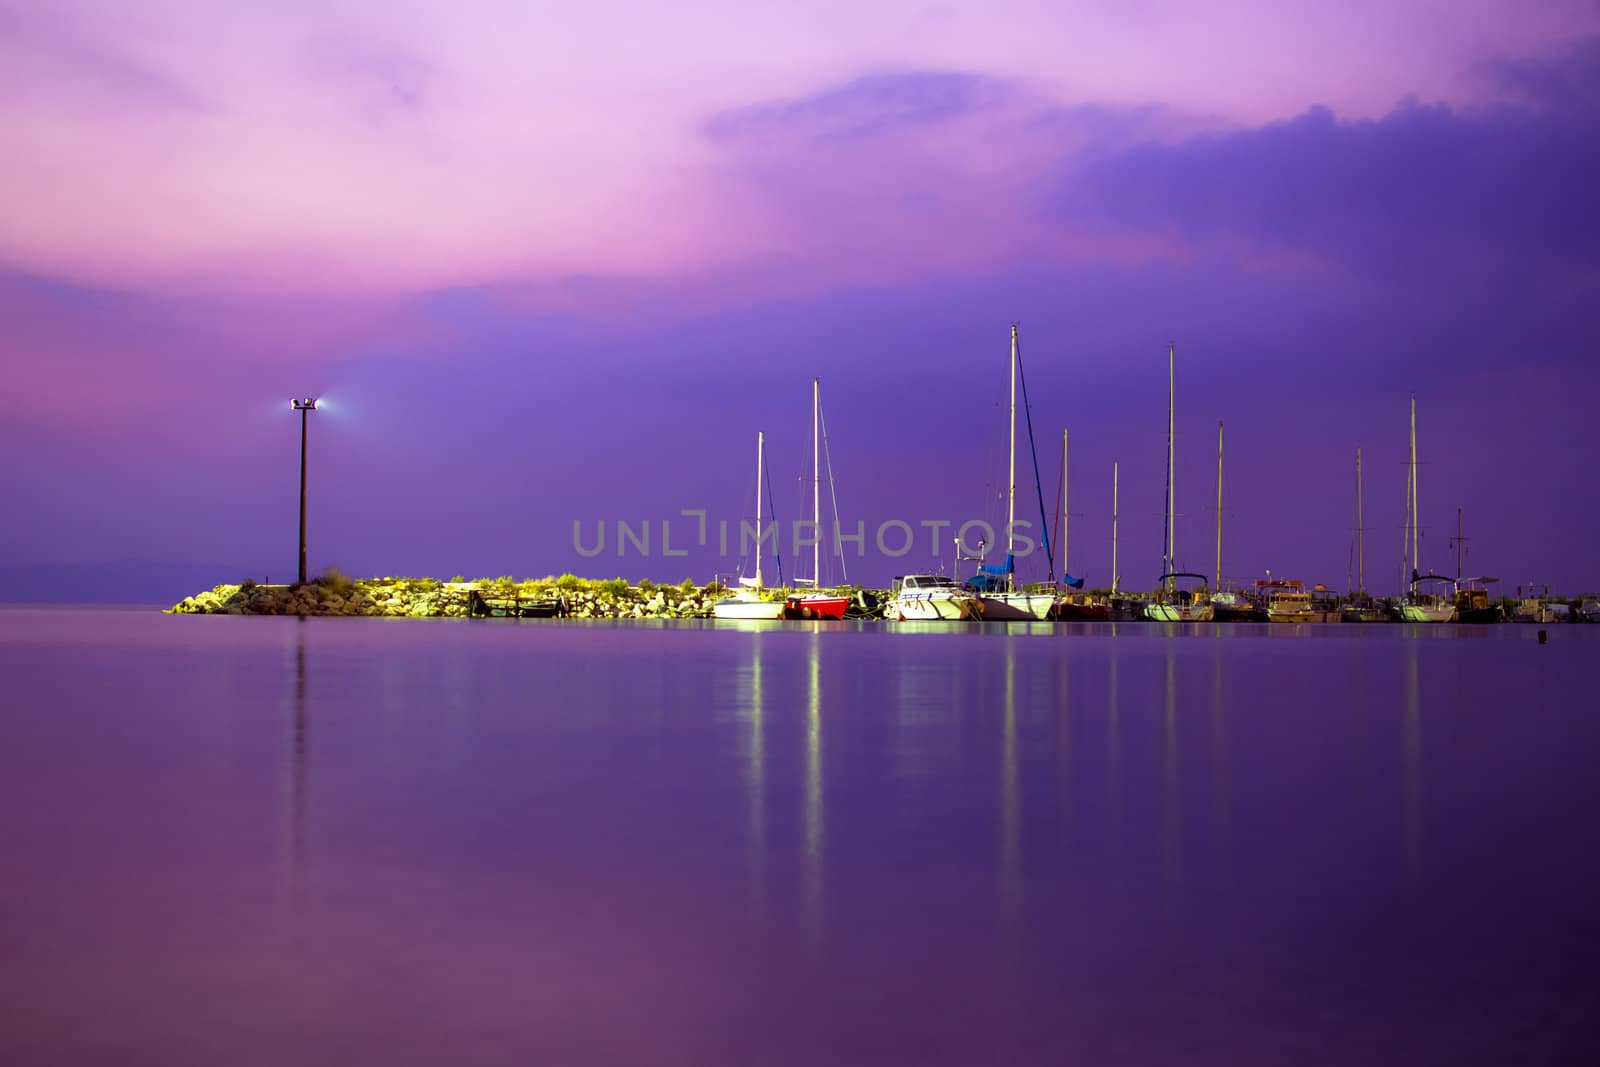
[[168, 573, 758, 620]]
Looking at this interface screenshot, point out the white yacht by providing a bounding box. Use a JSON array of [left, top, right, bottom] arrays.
[[884, 575, 980, 621]]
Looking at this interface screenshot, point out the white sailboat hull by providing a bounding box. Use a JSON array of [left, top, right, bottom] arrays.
[[889, 593, 978, 621], [1399, 603, 1455, 623], [713, 596, 786, 620], [978, 593, 1054, 620], [1144, 602, 1215, 622]]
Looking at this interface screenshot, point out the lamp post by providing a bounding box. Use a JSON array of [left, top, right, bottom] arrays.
[[290, 398, 318, 585]]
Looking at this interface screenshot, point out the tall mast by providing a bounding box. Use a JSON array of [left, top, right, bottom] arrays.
[[1007, 324, 1018, 591], [1163, 343, 1176, 586], [1357, 447, 1364, 594], [1456, 507, 1463, 581], [1215, 419, 1224, 588], [1061, 428, 1069, 579], [755, 430, 765, 588], [812, 377, 821, 587], [1410, 395, 1418, 578], [1112, 461, 1120, 594]]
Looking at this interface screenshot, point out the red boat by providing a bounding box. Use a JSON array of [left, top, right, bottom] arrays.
[[785, 594, 850, 620]]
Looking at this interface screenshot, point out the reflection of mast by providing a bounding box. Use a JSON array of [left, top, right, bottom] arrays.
[[1000, 642, 1019, 918], [1162, 647, 1179, 885], [1404, 648, 1422, 885], [1107, 651, 1122, 827], [804, 633, 823, 940], [747, 635, 765, 909]]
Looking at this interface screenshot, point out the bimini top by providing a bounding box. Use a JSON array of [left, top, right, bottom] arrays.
[[1157, 571, 1211, 585]]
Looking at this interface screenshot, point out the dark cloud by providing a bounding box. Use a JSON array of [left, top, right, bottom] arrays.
[[704, 71, 1008, 142], [1070, 87, 1600, 283], [1484, 32, 1600, 109]]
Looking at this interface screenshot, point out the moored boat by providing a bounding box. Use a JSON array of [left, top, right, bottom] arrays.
[[1053, 592, 1111, 622], [1264, 580, 1315, 623], [1453, 578, 1503, 624], [1144, 346, 1212, 622], [1209, 589, 1259, 622], [713, 430, 786, 622], [885, 575, 980, 620], [1145, 572, 1215, 622], [962, 324, 1056, 623], [784, 592, 849, 620], [784, 376, 850, 621], [1396, 397, 1454, 623], [1341, 594, 1388, 623], [1397, 575, 1456, 623]]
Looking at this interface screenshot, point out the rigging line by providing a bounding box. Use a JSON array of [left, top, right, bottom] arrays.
[[764, 449, 784, 588], [819, 401, 848, 585], [1014, 329, 1054, 584]]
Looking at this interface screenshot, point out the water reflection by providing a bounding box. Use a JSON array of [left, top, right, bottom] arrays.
[[1211, 645, 1229, 839], [1108, 648, 1123, 829], [1057, 652, 1071, 841], [1000, 641, 1020, 920], [748, 632, 766, 911], [280, 619, 309, 899], [804, 632, 824, 943], [1404, 645, 1423, 885], [1162, 645, 1180, 885]]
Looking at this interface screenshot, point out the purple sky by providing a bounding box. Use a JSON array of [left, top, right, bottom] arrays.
[[3, 2, 1598, 600]]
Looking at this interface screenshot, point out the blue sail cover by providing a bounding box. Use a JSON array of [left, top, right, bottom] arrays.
[[978, 553, 1015, 577], [1062, 573, 1085, 589], [964, 554, 1015, 593]]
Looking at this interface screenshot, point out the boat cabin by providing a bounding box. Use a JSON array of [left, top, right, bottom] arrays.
[[892, 575, 961, 594]]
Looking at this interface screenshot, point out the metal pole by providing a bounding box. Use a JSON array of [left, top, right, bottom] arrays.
[[298, 404, 308, 586]]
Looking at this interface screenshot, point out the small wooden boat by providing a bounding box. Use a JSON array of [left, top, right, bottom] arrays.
[[1453, 578, 1503, 624]]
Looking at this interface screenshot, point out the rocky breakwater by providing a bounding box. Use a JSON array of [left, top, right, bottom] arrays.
[[168, 574, 730, 619]]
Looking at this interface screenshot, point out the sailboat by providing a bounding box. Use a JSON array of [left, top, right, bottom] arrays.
[[785, 377, 850, 620], [1209, 419, 1255, 621], [967, 324, 1055, 621], [1342, 446, 1386, 622], [714, 431, 787, 621], [1145, 344, 1215, 622], [1052, 428, 1108, 621], [1397, 395, 1455, 623]]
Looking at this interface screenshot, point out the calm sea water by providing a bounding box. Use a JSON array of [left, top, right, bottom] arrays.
[[1, 608, 1596, 1065]]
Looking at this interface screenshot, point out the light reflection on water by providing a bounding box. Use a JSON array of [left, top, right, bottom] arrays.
[[1, 610, 1596, 1065]]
